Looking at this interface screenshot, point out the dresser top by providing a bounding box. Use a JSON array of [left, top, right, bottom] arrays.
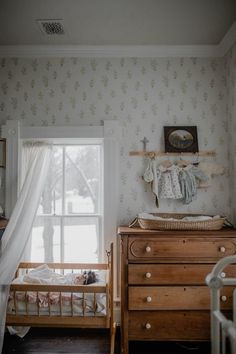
[[118, 226, 236, 237]]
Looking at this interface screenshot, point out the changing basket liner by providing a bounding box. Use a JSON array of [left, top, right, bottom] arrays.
[[129, 213, 227, 231]]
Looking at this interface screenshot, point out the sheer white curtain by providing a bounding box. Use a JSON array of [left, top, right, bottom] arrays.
[[0, 142, 52, 353]]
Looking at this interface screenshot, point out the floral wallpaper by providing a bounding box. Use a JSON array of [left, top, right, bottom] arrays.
[[0, 56, 231, 225], [226, 43, 236, 224]]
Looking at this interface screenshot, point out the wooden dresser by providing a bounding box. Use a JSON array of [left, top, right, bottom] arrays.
[[118, 226, 236, 354]]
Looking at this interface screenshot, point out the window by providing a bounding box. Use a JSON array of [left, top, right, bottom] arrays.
[[30, 142, 103, 263], [3, 120, 119, 297]]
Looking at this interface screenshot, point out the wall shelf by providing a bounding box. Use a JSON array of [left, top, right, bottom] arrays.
[[129, 150, 216, 157]]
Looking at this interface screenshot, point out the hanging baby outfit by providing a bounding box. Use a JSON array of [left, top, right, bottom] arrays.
[[158, 165, 182, 199], [143, 158, 159, 206], [143, 158, 209, 206], [143, 159, 182, 206], [179, 165, 208, 204]]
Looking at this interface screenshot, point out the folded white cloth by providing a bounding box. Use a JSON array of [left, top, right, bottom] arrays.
[[138, 213, 221, 222]]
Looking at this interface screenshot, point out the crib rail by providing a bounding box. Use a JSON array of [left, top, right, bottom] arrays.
[[15, 262, 109, 278], [10, 283, 107, 292], [17, 262, 108, 269], [206, 255, 236, 354]]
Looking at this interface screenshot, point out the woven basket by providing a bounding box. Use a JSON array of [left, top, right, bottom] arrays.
[[135, 213, 226, 231]]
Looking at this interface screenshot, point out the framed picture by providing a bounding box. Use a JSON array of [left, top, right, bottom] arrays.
[[0, 139, 6, 168], [164, 126, 199, 153]]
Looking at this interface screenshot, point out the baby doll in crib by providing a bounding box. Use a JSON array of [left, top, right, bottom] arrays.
[[74, 270, 97, 285]]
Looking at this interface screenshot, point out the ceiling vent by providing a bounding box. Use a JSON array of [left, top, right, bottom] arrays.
[[37, 19, 65, 35]]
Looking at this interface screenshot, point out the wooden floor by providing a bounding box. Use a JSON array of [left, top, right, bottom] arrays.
[[2, 327, 211, 354]]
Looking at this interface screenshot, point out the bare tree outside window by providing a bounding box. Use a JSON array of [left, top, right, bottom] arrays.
[[30, 144, 102, 263]]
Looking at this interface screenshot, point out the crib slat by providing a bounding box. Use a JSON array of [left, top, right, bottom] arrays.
[[106, 285, 110, 327], [60, 292, 62, 316], [13, 291, 17, 316], [49, 292, 51, 316], [222, 330, 226, 354], [93, 293, 97, 316], [83, 292, 85, 317], [37, 292, 39, 316], [71, 292, 73, 317]]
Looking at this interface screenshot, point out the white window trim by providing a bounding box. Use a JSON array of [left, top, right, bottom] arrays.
[[2, 119, 120, 298]]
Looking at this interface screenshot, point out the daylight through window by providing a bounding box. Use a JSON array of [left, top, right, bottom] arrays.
[[30, 143, 103, 263]]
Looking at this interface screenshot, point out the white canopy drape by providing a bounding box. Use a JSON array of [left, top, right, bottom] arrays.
[[0, 142, 52, 353]]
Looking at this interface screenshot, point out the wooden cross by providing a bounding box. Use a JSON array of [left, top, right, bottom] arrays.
[[140, 136, 149, 151]]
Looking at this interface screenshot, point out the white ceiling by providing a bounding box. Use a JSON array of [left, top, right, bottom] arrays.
[[0, 0, 235, 46]]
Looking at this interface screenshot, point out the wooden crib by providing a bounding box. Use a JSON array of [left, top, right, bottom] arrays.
[[6, 244, 116, 354], [206, 255, 236, 354]]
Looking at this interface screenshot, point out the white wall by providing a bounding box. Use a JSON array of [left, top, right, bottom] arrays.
[[0, 57, 230, 224]]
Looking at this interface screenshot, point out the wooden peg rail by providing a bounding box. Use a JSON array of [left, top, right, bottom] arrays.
[[129, 150, 216, 157]]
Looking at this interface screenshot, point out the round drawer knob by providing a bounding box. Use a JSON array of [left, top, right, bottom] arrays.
[[145, 272, 152, 279], [146, 296, 152, 303], [221, 272, 226, 278], [145, 246, 151, 253], [219, 246, 226, 253], [145, 323, 151, 330], [221, 295, 227, 302]]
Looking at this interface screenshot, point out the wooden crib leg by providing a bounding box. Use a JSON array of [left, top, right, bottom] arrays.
[[110, 322, 116, 354]]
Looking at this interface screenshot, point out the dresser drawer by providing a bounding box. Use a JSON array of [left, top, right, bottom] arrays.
[[128, 237, 236, 261], [128, 286, 233, 310], [128, 311, 211, 340], [128, 264, 236, 285]]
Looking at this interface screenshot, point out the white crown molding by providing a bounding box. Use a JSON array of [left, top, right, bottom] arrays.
[[0, 44, 222, 58], [219, 21, 236, 56], [0, 21, 234, 58]]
